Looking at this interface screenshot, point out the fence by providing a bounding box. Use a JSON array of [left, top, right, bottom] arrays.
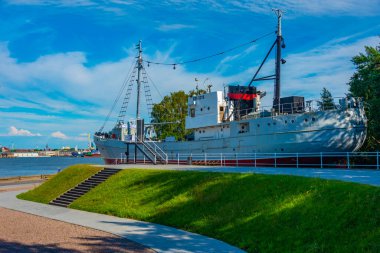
[[117, 151, 380, 170]]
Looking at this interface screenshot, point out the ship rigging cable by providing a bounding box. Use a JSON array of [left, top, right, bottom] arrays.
[[98, 30, 275, 132], [144, 31, 275, 68]]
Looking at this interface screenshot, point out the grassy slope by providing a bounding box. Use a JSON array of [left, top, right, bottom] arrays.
[[68, 169, 380, 253], [17, 164, 102, 203]]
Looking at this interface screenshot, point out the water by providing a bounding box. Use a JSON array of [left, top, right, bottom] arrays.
[[0, 157, 104, 178]]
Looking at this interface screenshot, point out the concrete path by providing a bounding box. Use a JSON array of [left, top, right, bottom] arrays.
[[101, 164, 380, 187], [0, 190, 244, 253]]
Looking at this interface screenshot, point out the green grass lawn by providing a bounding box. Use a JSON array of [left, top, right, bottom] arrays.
[[17, 164, 102, 203], [19, 168, 380, 252]]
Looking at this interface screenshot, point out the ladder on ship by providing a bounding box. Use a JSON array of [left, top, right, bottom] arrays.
[[131, 138, 168, 165]]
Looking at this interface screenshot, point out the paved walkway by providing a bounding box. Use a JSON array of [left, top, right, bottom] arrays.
[[101, 164, 380, 187], [0, 189, 244, 253]]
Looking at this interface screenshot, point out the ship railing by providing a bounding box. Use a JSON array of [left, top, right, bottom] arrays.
[[170, 151, 379, 170], [238, 97, 363, 120]]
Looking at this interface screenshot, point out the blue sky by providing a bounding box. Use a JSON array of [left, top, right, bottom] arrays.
[[0, 0, 379, 149]]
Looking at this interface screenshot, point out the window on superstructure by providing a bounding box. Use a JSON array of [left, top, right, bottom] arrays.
[[220, 106, 224, 111], [190, 108, 195, 117]]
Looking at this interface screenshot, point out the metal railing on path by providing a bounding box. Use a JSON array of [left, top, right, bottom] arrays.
[[118, 151, 380, 170]]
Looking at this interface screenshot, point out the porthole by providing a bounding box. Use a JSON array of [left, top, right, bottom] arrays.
[[268, 123, 271, 126], [207, 107, 210, 110], [200, 108, 203, 111], [291, 120, 295, 123], [203, 130, 205, 133], [257, 124, 260, 127], [273, 122, 276, 125], [312, 117, 316, 121], [285, 120, 288, 124], [281, 148, 284, 151], [304, 118, 308, 122], [199, 131, 201, 134], [242, 126, 245, 129]]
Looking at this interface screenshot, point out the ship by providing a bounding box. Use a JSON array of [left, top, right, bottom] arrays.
[[94, 10, 367, 166]]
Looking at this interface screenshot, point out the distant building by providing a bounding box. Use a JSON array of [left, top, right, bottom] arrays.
[[13, 152, 39, 158]]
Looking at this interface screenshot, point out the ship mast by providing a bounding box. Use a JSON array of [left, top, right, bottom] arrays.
[[247, 9, 285, 112], [273, 9, 283, 112], [136, 40, 143, 119]]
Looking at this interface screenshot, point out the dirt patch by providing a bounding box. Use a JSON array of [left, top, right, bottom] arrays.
[[0, 175, 51, 186]]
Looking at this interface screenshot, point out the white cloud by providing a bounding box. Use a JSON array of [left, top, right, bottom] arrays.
[[51, 131, 68, 139], [157, 23, 195, 32], [8, 126, 41, 136]]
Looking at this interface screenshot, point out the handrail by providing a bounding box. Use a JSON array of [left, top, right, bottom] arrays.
[[137, 138, 168, 164]]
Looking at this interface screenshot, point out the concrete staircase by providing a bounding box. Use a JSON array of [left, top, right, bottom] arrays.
[[49, 168, 121, 208]]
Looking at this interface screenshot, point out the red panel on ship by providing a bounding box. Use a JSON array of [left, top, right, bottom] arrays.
[[227, 93, 257, 100]]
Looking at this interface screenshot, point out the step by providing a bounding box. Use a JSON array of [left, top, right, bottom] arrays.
[[95, 172, 116, 177], [63, 192, 83, 199], [77, 181, 99, 188], [82, 177, 107, 184], [51, 199, 71, 206], [88, 177, 107, 182], [57, 195, 78, 202], [92, 174, 111, 179], [103, 169, 121, 172], [78, 183, 97, 189], [67, 189, 85, 194], [92, 173, 110, 177], [70, 186, 89, 192], [101, 168, 121, 172], [79, 181, 98, 186], [74, 187, 92, 193], [49, 202, 67, 207]]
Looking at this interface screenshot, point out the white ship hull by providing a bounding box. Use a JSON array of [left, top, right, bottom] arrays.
[[95, 107, 367, 164]]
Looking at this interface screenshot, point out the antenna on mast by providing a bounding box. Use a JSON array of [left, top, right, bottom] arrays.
[[273, 8, 284, 112]]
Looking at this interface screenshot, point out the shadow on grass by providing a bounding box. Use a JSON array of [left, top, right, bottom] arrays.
[[73, 170, 380, 253]]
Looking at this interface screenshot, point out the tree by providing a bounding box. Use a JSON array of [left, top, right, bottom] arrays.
[[319, 87, 335, 110], [348, 43, 380, 151], [151, 91, 190, 141]]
